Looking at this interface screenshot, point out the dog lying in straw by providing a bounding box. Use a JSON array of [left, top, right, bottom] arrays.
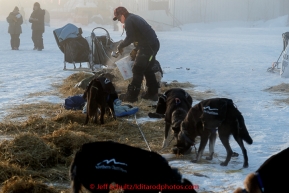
[[174, 98, 253, 167], [83, 76, 118, 124], [149, 88, 193, 148], [70, 141, 198, 193], [234, 147, 289, 193]]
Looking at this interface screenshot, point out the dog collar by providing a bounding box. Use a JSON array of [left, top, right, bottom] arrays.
[[255, 172, 265, 193], [242, 189, 249, 193], [175, 98, 181, 105], [92, 86, 98, 90]]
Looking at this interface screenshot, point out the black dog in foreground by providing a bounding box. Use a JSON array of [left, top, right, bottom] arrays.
[[83, 77, 118, 124], [70, 141, 198, 193], [149, 88, 193, 148], [234, 147, 289, 193], [174, 98, 253, 168]]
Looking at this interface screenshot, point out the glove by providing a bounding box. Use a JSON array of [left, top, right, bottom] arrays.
[[16, 14, 21, 18], [117, 45, 124, 55], [130, 49, 137, 61]]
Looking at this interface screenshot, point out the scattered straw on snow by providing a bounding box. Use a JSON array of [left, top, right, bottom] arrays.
[[0, 133, 59, 170], [264, 83, 289, 105], [264, 83, 289, 93], [0, 71, 216, 192], [43, 129, 97, 157]]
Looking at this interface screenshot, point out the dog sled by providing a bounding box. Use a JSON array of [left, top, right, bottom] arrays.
[[53, 23, 121, 72], [267, 32, 289, 77]]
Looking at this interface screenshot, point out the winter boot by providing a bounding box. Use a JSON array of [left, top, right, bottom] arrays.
[[119, 84, 141, 103], [141, 86, 159, 101]]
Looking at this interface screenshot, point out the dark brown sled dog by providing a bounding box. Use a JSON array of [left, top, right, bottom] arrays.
[[149, 88, 193, 148], [174, 98, 253, 167], [83, 77, 118, 124]]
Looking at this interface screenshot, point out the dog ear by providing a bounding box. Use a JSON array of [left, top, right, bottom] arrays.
[[185, 92, 193, 106]]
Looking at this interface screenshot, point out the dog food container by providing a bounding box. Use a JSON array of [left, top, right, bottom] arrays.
[[115, 56, 134, 80]]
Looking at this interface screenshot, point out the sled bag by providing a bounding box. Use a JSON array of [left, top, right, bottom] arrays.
[[64, 95, 86, 110]]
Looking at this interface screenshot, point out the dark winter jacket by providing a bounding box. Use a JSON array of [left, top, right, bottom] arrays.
[[29, 9, 45, 32], [6, 12, 23, 34], [119, 13, 158, 50]]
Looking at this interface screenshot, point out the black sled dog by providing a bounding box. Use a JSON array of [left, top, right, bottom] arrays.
[[70, 141, 198, 193], [174, 98, 253, 168]]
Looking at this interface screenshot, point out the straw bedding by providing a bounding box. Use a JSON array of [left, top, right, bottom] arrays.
[[0, 133, 59, 170], [0, 71, 214, 192], [264, 83, 289, 105], [1, 176, 58, 193], [43, 129, 97, 157], [0, 162, 28, 183]]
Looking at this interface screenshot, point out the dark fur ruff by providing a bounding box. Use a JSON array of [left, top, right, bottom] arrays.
[[70, 141, 198, 193], [175, 98, 253, 167], [83, 77, 117, 124], [234, 147, 289, 193], [155, 88, 193, 148]]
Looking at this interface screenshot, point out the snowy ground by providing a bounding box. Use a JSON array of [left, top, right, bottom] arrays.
[[1, 15, 289, 192]]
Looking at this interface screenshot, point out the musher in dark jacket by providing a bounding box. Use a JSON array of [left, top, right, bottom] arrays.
[[29, 2, 45, 51], [113, 7, 160, 102]]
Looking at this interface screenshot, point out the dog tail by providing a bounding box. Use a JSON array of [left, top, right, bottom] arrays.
[[236, 111, 253, 145]]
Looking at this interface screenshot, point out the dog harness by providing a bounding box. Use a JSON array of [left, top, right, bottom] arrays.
[[175, 98, 181, 105], [91, 86, 111, 102], [255, 172, 265, 193], [159, 93, 167, 102], [210, 127, 218, 133], [241, 172, 264, 193], [92, 86, 98, 90]]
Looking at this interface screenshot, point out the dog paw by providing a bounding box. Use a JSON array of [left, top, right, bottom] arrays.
[[220, 162, 228, 166], [206, 156, 213, 160], [232, 152, 239, 157], [243, 163, 249, 168]]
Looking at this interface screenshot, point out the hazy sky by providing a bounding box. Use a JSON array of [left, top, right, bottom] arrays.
[[0, 0, 64, 16]]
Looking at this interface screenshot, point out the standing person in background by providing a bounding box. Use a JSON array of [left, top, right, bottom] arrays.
[[29, 2, 45, 51], [6, 6, 23, 50]]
